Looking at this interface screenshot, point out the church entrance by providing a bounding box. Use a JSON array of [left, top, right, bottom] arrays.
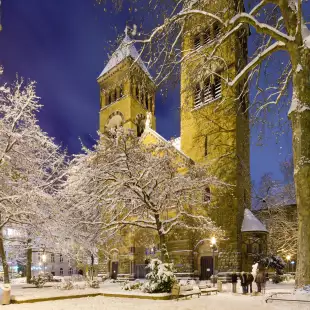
[[200, 256, 213, 280]]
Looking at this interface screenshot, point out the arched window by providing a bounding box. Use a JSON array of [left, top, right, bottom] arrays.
[[68, 268, 73, 276], [203, 29, 211, 45], [194, 84, 203, 106], [120, 85, 124, 97], [60, 268, 64, 276], [51, 253, 55, 263], [145, 93, 149, 110], [59, 254, 63, 263], [204, 187, 211, 202], [213, 22, 221, 39], [194, 34, 201, 49], [204, 136, 208, 156], [136, 114, 145, 137], [136, 86, 139, 100], [213, 75, 221, 100]]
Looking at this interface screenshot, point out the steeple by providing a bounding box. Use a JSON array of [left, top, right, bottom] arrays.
[[97, 28, 156, 135], [98, 30, 152, 81]]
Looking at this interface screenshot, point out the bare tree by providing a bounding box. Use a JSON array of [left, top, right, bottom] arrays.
[[63, 129, 224, 262], [0, 77, 67, 283]]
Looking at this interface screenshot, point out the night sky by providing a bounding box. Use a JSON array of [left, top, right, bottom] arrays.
[[0, 0, 293, 187]]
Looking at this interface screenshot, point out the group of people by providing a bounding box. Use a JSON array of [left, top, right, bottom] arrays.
[[231, 270, 267, 294]]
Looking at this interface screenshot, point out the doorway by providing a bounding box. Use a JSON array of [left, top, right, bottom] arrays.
[[200, 256, 213, 280], [111, 261, 119, 279]]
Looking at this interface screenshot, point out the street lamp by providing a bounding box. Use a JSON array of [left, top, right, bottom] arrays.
[[286, 255, 291, 273], [210, 237, 216, 287]]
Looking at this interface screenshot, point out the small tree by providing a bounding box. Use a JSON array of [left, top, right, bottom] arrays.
[[142, 259, 177, 293]]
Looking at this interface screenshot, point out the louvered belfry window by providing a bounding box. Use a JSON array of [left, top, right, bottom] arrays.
[[194, 35, 201, 50], [194, 75, 221, 107], [203, 29, 211, 45]]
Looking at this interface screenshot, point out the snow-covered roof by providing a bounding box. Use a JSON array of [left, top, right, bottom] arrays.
[[142, 128, 191, 161], [241, 209, 268, 233], [98, 34, 152, 80], [171, 137, 181, 151]]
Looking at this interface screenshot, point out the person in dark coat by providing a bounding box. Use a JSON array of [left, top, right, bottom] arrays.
[[247, 272, 254, 293], [255, 270, 266, 293], [240, 272, 248, 294], [231, 272, 238, 293]]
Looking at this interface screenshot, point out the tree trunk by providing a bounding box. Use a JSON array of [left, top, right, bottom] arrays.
[[0, 230, 10, 284], [155, 214, 169, 263], [290, 54, 310, 287], [26, 242, 32, 284]]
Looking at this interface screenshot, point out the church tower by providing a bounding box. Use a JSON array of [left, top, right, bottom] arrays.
[[97, 30, 156, 136], [180, 0, 250, 272]]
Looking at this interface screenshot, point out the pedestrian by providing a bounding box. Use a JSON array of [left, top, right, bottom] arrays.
[[240, 271, 248, 294], [247, 272, 254, 293], [231, 272, 238, 293], [255, 269, 266, 293]]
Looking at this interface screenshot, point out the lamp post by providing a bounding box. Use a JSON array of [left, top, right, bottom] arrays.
[[286, 255, 291, 273], [210, 237, 216, 287]]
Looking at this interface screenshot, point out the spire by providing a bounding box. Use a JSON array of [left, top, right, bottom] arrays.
[[241, 209, 268, 233], [98, 28, 152, 80]]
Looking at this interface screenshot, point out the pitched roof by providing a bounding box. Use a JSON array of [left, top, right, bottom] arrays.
[[241, 209, 268, 233], [142, 128, 191, 161], [98, 34, 152, 80]]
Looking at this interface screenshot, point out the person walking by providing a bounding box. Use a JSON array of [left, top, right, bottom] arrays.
[[231, 272, 238, 293], [241, 271, 248, 294], [247, 272, 254, 294], [255, 269, 266, 293]]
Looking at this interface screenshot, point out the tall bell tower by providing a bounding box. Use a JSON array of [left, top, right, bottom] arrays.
[[180, 0, 250, 272], [97, 29, 156, 136]]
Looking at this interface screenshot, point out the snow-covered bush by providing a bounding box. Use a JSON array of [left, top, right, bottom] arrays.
[[142, 259, 177, 293], [31, 275, 47, 288], [256, 255, 285, 275], [122, 281, 143, 291], [58, 280, 74, 290], [87, 279, 100, 288]]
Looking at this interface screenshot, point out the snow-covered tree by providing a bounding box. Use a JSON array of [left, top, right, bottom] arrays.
[[0, 77, 67, 283], [63, 129, 224, 263]]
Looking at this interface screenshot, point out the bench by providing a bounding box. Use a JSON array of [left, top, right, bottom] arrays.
[[200, 287, 218, 295], [171, 283, 201, 300]]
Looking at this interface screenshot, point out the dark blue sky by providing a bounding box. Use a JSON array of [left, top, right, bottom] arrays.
[[0, 0, 292, 185]]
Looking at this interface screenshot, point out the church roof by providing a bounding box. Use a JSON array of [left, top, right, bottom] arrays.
[[241, 209, 268, 233], [142, 129, 191, 161], [98, 34, 152, 80]]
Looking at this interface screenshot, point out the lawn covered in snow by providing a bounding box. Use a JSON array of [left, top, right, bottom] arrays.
[[4, 293, 310, 310]]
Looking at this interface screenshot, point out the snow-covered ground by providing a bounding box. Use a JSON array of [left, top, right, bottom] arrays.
[[4, 293, 310, 310], [4, 279, 310, 309]]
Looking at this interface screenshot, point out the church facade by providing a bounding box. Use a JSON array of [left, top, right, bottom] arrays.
[[97, 0, 268, 279]]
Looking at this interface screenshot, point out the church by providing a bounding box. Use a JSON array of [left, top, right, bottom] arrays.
[[96, 0, 268, 280]]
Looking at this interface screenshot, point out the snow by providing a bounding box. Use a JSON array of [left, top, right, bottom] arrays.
[[5, 281, 310, 310], [288, 92, 310, 115], [171, 137, 181, 151], [98, 34, 152, 80], [241, 209, 268, 233], [296, 64, 303, 72]]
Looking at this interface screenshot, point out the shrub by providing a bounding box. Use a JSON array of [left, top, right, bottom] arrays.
[[122, 281, 142, 291], [271, 273, 283, 284], [87, 279, 100, 288], [31, 275, 47, 288], [142, 259, 177, 293], [59, 280, 74, 290]]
